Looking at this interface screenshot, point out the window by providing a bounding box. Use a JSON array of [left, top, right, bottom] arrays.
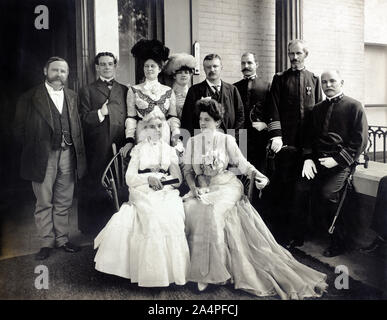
[[117, 0, 164, 85]]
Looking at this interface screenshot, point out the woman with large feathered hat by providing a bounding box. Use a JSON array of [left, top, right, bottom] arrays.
[[164, 53, 196, 120]]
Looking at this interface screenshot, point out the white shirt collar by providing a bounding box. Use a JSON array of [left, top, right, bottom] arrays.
[[100, 76, 114, 82], [206, 79, 221, 90], [326, 91, 344, 101], [45, 81, 64, 93]]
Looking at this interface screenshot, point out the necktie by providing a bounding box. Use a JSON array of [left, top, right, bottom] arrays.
[[104, 80, 114, 87], [212, 86, 220, 100]]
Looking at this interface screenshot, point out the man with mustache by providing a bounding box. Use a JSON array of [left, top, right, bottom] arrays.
[[265, 40, 322, 246], [290, 70, 368, 257], [181, 54, 244, 140], [13, 57, 87, 260], [234, 52, 271, 172], [77, 52, 128, 234]]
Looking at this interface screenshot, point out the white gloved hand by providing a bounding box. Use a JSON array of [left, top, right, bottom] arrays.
[[302, 159, 317, 180], [270, 136, 283, 153]]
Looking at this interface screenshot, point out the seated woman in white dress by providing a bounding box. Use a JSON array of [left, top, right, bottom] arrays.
[[94, 110, 190, 287], [183, 98, 328, 299], [121, 39, 181, 158]]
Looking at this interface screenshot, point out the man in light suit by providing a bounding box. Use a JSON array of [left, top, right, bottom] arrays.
[[13, 57, 87, 260], [78, 52, 128, 234], [181, 53, 244, 140]]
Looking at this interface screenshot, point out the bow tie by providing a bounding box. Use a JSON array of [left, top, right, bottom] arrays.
[[104, 80, 114, 87], [244, 75, 256, 81], [327, 93, 344, 104]]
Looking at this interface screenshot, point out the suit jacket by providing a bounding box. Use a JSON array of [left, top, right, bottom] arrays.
[[13, 84, 87, 183], [267, 68, 322, 148], [234, 77, 270, 128], [181, 80, 244, 137], [79, 78, 128, 177], [304, 95, 369, 168]]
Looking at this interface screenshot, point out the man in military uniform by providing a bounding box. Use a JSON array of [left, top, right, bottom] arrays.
[[265, 39, 322, 244], [234, 52, 270, 172], [290, 70, 368, 256]]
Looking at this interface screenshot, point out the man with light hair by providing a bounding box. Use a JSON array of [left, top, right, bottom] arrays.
[[265, 39, 322, 245], [289, 69, 368, 257]]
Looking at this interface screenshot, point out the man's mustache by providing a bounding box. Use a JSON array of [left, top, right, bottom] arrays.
[[291, 59, 299, 63], [242, 68, 252, 72]]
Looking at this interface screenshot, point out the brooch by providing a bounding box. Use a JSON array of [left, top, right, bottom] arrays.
[[306, 86, 312, 96]]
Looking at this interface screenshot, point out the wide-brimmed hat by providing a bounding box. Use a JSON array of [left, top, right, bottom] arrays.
[[164, 53, 196, 75], [131, 39, 170, 65]]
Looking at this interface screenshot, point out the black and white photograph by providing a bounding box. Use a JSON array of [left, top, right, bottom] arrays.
[[0, 0, 386, 311]]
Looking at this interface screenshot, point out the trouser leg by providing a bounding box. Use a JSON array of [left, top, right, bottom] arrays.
[[52, 148, 75, 247], [32, 150, 60, 248], [318, 167, 351, 248]]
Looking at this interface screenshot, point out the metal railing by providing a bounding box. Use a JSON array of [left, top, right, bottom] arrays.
[[368, 125, 387, 163]]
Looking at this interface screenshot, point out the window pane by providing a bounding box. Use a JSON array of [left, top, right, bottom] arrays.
[[117, 0, 164, 85]]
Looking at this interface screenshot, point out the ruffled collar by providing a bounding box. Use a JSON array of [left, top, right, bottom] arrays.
[[143, 79, 161, 95]]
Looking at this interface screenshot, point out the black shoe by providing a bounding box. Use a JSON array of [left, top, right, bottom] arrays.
[[59, 242, 81, 253], [360, 237, 386, 253], [285, 239, 304, 250], [323, 245, 345, 257], [35, 247, 52, 260]]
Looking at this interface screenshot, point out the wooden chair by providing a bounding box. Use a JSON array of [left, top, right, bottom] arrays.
[[101, 143, 129, 212], [239, 170, 258, 202]]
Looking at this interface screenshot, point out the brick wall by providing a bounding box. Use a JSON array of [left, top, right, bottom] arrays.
[[365, 0, 387, 44], [303, 0, 365, 103], [195, 0, 275, 84]]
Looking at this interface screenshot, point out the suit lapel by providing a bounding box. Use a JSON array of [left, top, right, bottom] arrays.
[[95, 78, 111, 99], [109, 81, 121, 102], [64, 88, 74, 120], [33, 84, 54, 130]]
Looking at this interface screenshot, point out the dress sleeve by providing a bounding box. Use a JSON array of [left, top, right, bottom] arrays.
[[226, 135, 267, 180], [168, 146, 182, 188], [182, 137, 196, 189], [125, 86, 138, 139], [125, 144, 149, 187], [167, 90, 181, 137]]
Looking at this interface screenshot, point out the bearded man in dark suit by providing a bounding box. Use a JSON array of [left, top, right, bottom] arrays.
[[13, 57, 87, 260], [78, 52, 128, 234]]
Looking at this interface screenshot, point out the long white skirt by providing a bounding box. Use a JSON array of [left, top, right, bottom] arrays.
[[94, 185, 190, 287]]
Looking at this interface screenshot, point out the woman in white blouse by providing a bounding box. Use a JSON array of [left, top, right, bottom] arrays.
[[94, 110, 190, 287]]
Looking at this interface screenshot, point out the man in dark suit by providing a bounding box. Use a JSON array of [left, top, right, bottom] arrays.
[[290, 70, 368, 257], [234, 52, 270, 171], [265, 40, 322, 244], [181, 53, 244, 140], [13, 57, 87, 260], [78, 52, 128, 234]]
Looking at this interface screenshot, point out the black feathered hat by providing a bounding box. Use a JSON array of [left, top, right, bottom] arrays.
[[131, 39, 170, 67]]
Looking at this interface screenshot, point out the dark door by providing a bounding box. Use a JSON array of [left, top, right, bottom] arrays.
[[0, 0, 78, 202]]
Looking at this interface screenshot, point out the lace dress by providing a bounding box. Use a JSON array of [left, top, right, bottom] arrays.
[[125, 79, 181, 144], [183, 130, 328, 299]]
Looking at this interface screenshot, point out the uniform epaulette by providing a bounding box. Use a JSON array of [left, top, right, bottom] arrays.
[[276, 71, 284, 76]]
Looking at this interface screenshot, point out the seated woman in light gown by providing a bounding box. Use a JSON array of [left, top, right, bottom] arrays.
[[183, 98, 328, 299], [94, 110, 190, 287], [121, 39, 181, 158]]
